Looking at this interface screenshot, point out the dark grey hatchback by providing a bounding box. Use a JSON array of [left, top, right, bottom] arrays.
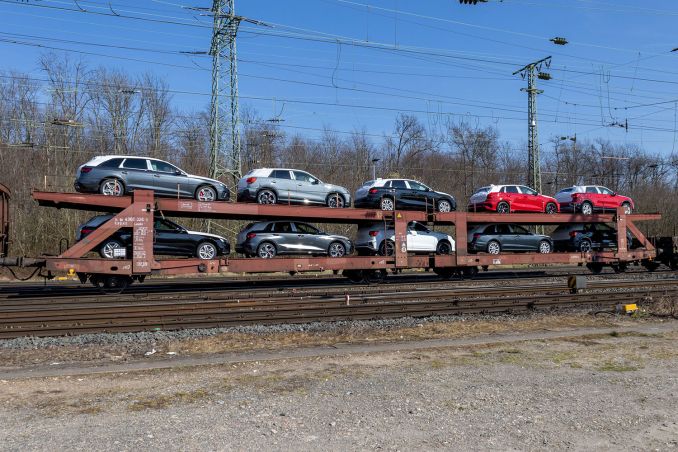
[[235, 221, 353, 258], [74, 156, 230, 201], [467, 224, 553, 254]]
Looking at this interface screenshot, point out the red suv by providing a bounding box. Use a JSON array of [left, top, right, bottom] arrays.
[[468, 184, 559, 213], [554, 185, 634, 215]]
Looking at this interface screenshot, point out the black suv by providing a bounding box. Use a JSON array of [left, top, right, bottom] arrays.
[[354, 178, 457, 212], [77, 215, 231, 259]]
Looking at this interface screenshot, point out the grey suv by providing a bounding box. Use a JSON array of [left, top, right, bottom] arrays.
[[74, 156, 230, 201], [236, 168, 351, 207], [236, 221, 353, 258]]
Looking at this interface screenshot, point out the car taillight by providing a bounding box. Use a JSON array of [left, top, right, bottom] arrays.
[[80, 227, 94, 236], [571, 193, 580, 201], [368, 230, 379, 237], [246, 177, 257, 184], [569, 231, 577, 238], [369, 188, 378, 194], [472, 233, 481, 240], [246, 232, 256, 239], [486, 192, 497, 199], [80, 166, 92, 173]]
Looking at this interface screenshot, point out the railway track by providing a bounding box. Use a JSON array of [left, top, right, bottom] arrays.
[[0, 278, 675, 338]]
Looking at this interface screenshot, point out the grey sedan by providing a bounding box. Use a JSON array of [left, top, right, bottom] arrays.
[[236, 221, 353, 258], [468, 224, 553, 254], [75, 156, 230, 201]]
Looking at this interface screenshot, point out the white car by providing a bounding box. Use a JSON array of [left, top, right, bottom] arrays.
[[355, 221, 455, 256]]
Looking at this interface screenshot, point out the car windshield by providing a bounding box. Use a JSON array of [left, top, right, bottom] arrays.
[[85, 215, 113, 227], [557, 188, 573, 195], [473, 186, 490, 195], [519, 186, 538, 195], [408, 181, 428, 191], [598, 187, 614, 195], [154, 219, 179, 231], [295, 223, 319, 234], [150, 160, 178, 173], [293, 171, 318, 183]]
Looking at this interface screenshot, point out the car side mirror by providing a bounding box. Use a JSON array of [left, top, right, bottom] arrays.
[[175, 170, 183, 176], [312, 179, 319, 185], [612, 192, 617, 196]]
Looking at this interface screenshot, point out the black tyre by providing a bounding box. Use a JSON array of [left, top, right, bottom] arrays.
[[496, 201, 510, 214], [195, 185, 217, 202], [196, 241, 218, 259], [486, 240, 501, 255], [256, 241, 277, 258], [328, 241, 346, 258], [436, 240, 452, 255], [378, 239, 395, 256], [380, 197, 395, 211], [257, 189, 277, 205], [326, 193, 345, 208], [581, 201, 593, 215], [99, 178, 125, 197], [579, 239, 593, 253], [545, 203, 557, 214], [437, 199, 452, 213], [538, 240, 552, 254], [99, 239, 125, 259]]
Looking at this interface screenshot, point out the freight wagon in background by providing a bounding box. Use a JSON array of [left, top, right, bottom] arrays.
[[0, 183, 9, 258]]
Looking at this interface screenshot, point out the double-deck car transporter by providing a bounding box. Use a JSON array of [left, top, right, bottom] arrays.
[[4, 189, 659, 291]]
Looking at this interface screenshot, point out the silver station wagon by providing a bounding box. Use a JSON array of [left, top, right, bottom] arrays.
[[236, 168, 351, 208], [74, 156, 230, 202]]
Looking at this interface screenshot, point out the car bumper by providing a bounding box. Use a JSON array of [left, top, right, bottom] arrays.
[[217, 188, 230, 201], [467, 202, 494, 212], [235, 242, 256, 255], [354, 196, 382, 209], [74, 178, 100, 193], [237, 188, 257, 203]]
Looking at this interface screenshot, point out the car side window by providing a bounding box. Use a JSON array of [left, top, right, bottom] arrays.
[[274, 222, 293, 233], [585, 186, 599, 194], [408, 222, 429, 233], [391, 180, 407, 189], [407, 181, 427, 191], [295, 223, 319, 234], [293, 171, 317, 183], [150, 160, 177, 173], [483, 225, 495, 234], [122, 158, 148, 170], [519, 186, 537, 195], [504, 186, 520, 194], [272, 170, 292, 179], [512, 225, 530, 234], [496, 225, 511, 234], [261, 223, 274, 232], [598, 187, 613, 195], [154, 219, 177, 231], [98, 158, 124, 169]]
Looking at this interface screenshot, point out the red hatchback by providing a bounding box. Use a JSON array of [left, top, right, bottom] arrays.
[[468, 184, 559, 213], [553, 185, 634, 215]]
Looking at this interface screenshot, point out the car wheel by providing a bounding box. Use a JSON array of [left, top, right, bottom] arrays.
[[622, 202, 632, 215], [378, 240, 395, 256], [328, 241, 346, 257], [436, 240, 452, 255], [581, 202, 593, 215], [486, 240, 501, 255], [257, 189, 277, 205], [437, 199, 452, 213], [99, 178, 124, 197], [579, 239, 593, 252], [326, 193, 345, 208], [538, 240, 552, 254], [195, 185, 217, 202], [256, 241, 277, 258], [545, 203, 557, 214], [99, 239, 124, 258], [196, 241, 217, 259], [496, 201, 510, 214], [380, 197, 395, 211]]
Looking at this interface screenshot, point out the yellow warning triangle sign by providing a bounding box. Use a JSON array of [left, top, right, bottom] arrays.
[[396, 213, 402, 218]]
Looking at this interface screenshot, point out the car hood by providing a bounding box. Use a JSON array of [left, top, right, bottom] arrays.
[[436, 191, 455, 200], [186, 231, 227, 241], [187, 174, 227, 187], [321, 183, 350, 194]]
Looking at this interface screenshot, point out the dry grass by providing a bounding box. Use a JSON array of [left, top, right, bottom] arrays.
[[128, 388, 210, 411]]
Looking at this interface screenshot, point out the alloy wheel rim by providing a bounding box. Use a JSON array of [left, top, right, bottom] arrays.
[[582, 203, 592, 215], [258, 243, 276, 258], [438, 243, 450, 254], [623, 204, 631, 215], [258, 191, 275, 204], [102, 241, 120, 258], [438, 201, 451, 212], [329, 243, 345, 257], [102, 181, 122, 196], [381, 198, 394, 210], [580, 241, 592, 252], [198, 187, 216, 202], [546, 204, 556, 214], [539, 242, 551, 253], [328, 196, 344, 208], [488, 242, 500, 254], [198, 243, 216, 259], [497, 203, 509, 213]]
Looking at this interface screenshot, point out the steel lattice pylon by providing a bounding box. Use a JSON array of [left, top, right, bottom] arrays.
[[513, 56, 551, 195], [209, 0, 242, 186]]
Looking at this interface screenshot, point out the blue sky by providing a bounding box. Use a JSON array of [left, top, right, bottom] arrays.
[[1, 0, 678, 157]]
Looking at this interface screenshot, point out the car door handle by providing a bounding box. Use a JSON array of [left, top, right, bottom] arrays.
[[153, 174, 160, 178], [121, 171, 127, 174]]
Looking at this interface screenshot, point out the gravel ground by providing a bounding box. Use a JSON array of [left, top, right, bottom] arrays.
[[0, 319, 676, 451]]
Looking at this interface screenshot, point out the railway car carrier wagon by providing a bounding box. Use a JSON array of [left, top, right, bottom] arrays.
[[20, 188, 661, 291]]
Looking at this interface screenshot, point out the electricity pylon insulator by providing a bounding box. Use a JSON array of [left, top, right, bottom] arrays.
[[538, 72, 552, 80], [459, 0, 487, 4], [550, 37, 569, 45]]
